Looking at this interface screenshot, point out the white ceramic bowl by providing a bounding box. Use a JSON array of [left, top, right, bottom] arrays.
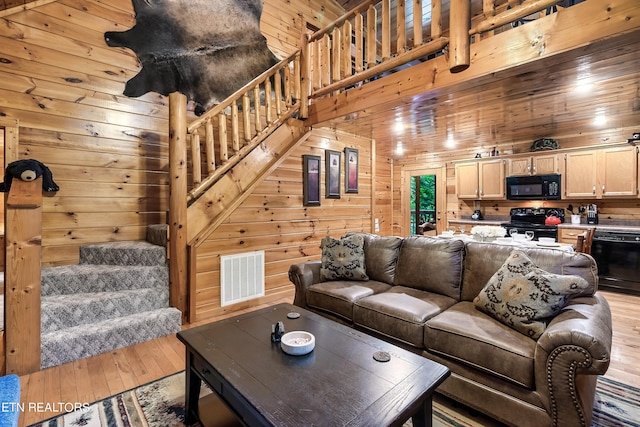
[[280, 331, 315, 356], [441, 231, 454, 237], [538, 237, 556, 245], [513, 234, 527, 242]]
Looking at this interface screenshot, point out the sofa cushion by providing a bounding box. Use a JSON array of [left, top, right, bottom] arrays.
[[307, 280, 392, 320], [473, 250, 590, 340], [363, 235, 403, 284], [393, 236, 465, 299], [353, 286, 457, 348], [425, 301, 536, 389], [320, 235, 368, 281]]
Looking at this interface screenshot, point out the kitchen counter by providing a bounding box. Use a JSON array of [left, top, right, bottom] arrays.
[[449, 218, 505, 227]]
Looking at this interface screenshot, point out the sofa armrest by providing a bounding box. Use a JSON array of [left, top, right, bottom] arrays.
[[534, 293, 612, 426], [288, 260, 322, 309]]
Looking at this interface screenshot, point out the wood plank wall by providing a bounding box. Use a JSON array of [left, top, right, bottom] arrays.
[[0, 0, 346, 267], [194, 129, 373, 321]]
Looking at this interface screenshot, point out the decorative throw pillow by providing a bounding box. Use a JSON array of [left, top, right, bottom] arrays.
[[320, 235, 368, 281], [473, 250, 589, 339]]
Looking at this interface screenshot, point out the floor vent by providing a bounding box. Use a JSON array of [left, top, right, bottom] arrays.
[[220, 250, 265, 306]]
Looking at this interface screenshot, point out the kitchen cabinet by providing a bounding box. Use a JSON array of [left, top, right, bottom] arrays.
[[563, 145, 638, 199], [599, 145, 638, 198], [455, 159, 505, 200], [563, 150, 598, 198], [558, 227, 584, 247], [455, 162, 479, 199], [507, 153, 558, 176]]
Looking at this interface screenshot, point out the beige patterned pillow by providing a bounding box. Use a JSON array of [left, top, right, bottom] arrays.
[[473, 250, 589, 339], [320, 235, 368, 281]]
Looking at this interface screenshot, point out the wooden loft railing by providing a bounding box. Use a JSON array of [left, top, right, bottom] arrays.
[[299, 0, 565, 110]]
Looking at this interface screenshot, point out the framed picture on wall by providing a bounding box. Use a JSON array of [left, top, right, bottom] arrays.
[[325, 150, 341, 199], [303, 154, 321, 206], [345, 147, 358, 193]]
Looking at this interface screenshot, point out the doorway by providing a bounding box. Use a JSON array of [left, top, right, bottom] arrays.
[[402, 166, 446, 236]]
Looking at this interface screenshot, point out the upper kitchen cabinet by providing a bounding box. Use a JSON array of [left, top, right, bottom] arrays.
[[455, 161, 479, 199], [456, 159, 505, 200], [563, 150, 598, 198], [599, 145, 638, 198], [507, 153, 558, 176], [563, 145, 638, 199]]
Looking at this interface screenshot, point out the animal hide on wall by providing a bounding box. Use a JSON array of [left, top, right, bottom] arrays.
[[105, 0, 279, 115]]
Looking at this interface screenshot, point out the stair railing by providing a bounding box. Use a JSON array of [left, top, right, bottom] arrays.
[[185, 51, 302, 203]]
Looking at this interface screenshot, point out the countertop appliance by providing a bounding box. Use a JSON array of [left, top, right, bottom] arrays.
[[591, 229, 640, 295], [506, 174, 561, 200], [500, 207, 565, 241]]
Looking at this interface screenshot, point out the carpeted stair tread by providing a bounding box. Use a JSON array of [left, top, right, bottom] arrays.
[[41, 307, 182, 369], [146, 224, 168, 247], [80, 241, 166, 266], [41, 264, 168, 296], [41, 288, 169, 334]]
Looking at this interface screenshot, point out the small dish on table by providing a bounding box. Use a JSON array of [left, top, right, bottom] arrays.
[[280, 331, 315, 356]]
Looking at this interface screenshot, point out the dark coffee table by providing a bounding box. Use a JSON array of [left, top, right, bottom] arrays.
[[177, 303, 449, 426]]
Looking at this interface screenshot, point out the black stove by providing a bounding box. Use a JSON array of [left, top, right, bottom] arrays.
[[500, 207, 565, 240]]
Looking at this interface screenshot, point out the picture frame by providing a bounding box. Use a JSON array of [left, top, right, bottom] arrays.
[[344, 147, 359, 193], [325, 150, 341, 199], [302, 154, 321, 206]]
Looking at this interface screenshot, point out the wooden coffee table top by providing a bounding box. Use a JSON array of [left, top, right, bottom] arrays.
[[178, 303, 449, 426]]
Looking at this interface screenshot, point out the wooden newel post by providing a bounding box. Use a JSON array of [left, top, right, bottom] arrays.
[[449, 0, 471, 73], [5, 178, 42, 375], [169, 92, 189, 322]]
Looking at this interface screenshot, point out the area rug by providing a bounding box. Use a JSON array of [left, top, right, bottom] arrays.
[[29, 373, 639, 427]]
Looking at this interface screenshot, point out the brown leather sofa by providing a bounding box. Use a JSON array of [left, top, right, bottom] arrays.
[[288, 234, 612, 427]]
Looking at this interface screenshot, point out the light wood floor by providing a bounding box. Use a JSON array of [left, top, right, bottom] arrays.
[[16, 290, 640, 427]]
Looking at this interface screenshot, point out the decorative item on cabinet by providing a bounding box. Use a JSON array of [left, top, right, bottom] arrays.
[[530, 138, 559, 151], [626, 131, 640, 146]]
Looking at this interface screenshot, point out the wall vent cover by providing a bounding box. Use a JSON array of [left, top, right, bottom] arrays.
[[220, 250, 265, 306]]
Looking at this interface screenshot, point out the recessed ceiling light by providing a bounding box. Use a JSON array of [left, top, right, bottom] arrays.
[[593, 113, 607, 126]]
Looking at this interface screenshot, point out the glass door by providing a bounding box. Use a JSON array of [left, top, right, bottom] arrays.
[[410, 175, 436, 235]]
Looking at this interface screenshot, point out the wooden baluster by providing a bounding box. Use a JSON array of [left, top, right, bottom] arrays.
[[265, 76, 273, 124], [293, 55, 300, 104], [205, 119, 215, 173], [381, 0, 391, 60], [481, 0, 496, 40], [354, 13, 364, 73], [332, 27, 342, 84], [218, 112, 228, 162], [243, 93, 252, 141], [413, 0, 423, 46], [190, 132, 202, 185], [431, 0, 442, 40], [366, 5, 377, 68], [313, 40, 322, 91], [397, 0, 406, 54], [342, 21, 353, 78], [449, 0, 470, 73], [322, 33, 331, 87], [254, 84, 262, 133], [231, 101, 240, 152], [274, 69, 283, 117]]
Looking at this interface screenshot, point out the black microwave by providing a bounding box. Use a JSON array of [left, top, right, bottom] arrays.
[[506, 174, 561, 200]]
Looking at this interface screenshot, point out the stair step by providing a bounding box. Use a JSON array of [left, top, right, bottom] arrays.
[[41, 264, 168, 296], [146, 224, 168, 247], [79, 241, 166, 266], [41, 307, 182, 369], [41, 288, 169, 334]]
